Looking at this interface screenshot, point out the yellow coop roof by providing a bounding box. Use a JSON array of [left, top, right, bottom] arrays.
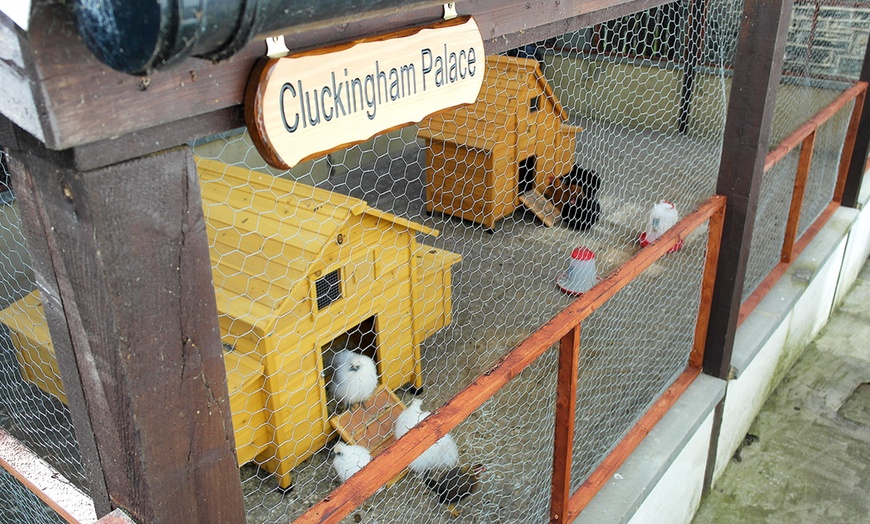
[[418, 54, 569, 148], [196, 158, 437, 332]]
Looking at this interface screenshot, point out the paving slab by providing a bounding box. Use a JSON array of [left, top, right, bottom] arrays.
[[693, 258, 870, 523]]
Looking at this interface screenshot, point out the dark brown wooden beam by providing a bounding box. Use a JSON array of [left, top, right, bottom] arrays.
[[703, 0, 793, 379], [7, 133, 110, 516], [4, 0, 671, 160], [6, 136, 245, 523], [841, 24, 870, 207], [835, 85, 867, 204]]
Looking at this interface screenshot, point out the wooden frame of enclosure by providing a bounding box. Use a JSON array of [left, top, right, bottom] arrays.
[[1, 0, 870, 522], [294, 195, 726, 524], [739, 81, 868, 324]]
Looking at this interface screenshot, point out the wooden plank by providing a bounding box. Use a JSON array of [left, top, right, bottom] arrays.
[[841, 36, 870, 207], [549, 325, 581, 524], [0, 428, 97, 524], [7, 142, 246, 523], [8, 141, 112, 515], [566, 367, 700, 521], [690, 200, 726, 370], [703, 0, 793, 380], [519, 189, 560, 227], [8, 0, 674, 155], [0, 16, 46, 144], [294, 195, 724, 524], [834, 84, 867, 204], [781, 131, 816, 263]]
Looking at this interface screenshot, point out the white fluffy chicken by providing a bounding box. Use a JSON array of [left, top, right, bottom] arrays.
[[393, 399, 459, 474], [328, 349, 378, 408], [331, 442, 371, 483]]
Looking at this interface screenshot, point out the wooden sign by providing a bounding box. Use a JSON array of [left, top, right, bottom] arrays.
[[245, 17, 485, 169]]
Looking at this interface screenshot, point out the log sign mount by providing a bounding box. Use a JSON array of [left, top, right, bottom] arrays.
[[245, 17, 486, 169]]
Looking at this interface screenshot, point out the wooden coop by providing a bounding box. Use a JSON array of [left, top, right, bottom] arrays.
[[0, 158, 461, 489], [417, 54, 582, 229]]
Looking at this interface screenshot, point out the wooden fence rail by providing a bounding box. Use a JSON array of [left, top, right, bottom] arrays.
[[296, 195, 727, 524], [741, 81, 867, 322]]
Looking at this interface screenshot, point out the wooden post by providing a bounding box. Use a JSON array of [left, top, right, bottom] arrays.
[[841, 30, 870, 207], [834, 86, 866, 204], [6, 137, 246, 524], [781, 130, 816, 263], [549, 325, 581, 523], [702, 0, 793, 379], [689, 198, 726, 369], [700, 0, 793, 501]]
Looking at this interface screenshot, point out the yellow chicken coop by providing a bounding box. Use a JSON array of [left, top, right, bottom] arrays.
[[0, 157, 461, 489], [417, 54, 582, 229]]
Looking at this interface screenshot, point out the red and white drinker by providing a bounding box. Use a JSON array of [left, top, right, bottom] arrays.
[[557, 247, 597, 295]]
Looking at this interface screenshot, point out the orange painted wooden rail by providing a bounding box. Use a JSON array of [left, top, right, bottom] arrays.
[[741, 81, 867, 324], [295, 195, 727, 524]]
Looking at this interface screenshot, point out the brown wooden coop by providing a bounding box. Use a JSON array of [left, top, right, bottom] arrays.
[[417, 54, 582, 229]]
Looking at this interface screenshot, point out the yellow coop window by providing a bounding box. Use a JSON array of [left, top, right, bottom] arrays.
[[315, 269, 342, 310]]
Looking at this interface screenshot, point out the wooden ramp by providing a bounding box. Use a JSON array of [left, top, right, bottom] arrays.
[[519, 189, 561, 227]]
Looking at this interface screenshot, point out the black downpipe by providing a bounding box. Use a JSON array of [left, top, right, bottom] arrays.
[[72, 0, 444, 76]]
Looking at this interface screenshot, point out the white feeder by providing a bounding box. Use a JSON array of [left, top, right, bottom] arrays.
[[557, 247, 597, 295], [639, 201, 683, 251]]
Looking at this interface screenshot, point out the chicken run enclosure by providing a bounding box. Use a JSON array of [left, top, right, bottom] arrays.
[[1, 1, 869, 523]]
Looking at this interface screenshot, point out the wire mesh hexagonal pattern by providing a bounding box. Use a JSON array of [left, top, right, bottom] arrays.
[[1, 1, 868, 523]]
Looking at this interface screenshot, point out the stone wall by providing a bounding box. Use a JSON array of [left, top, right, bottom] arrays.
[[785, 2, 870, 80]]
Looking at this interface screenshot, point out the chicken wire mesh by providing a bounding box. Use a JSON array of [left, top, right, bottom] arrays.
[[0, 147, 88, 519], [742, 0, 868, 301], [0, 0, 861, 522], [743, 149, 803, 300], [0, 468, 65, 524], [189, 2, 739, 522], [797, 100, 855, 234]]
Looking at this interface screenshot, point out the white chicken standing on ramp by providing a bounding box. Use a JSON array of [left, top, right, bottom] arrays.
[[331, 442, 371, 483], [328, 349, 378, 408], [393, 399, 460, 474]]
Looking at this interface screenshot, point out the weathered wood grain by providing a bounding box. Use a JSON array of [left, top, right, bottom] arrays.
[[8, 135, 112, 516], [7, 142, 246, 523], [4, 0, 672, 157]]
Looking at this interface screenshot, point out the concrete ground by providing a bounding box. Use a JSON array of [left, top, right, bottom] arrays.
[[693, 257, 870, 523]]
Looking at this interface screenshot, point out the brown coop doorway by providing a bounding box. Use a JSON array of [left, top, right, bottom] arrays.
[[518, 155, 537, 194], [322, 315, 380, 370]]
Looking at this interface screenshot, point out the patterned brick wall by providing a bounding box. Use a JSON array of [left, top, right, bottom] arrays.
[[785, 2, 870, 80]]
